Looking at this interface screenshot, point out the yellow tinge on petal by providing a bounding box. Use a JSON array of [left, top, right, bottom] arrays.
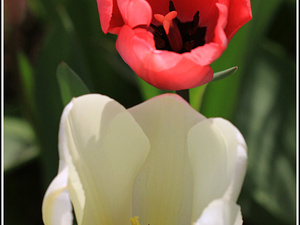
[[130, 216, 141, 225]]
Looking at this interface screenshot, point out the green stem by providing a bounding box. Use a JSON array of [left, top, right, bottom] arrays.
[[176, 89, 190, 103], [197, 85, 207, 111], [189, 84, 208, 111]]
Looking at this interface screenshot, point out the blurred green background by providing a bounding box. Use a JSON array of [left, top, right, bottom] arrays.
[[4, 0, 296, 224]]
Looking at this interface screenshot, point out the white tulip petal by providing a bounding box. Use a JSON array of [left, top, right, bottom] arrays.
[[42, 166, 73, 225], [188, 118, 247, 222], [194, 199, 243, 225], [209, 118, 247, 202], [43, 93, 248, 225], [128, 94, 205, 225], [60, 94, 150, 225], [188, 120, 231, 222]]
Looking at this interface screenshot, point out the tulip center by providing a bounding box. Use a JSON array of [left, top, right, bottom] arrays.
[[150, 1, 207, 53], [153, 11, 183, 53]]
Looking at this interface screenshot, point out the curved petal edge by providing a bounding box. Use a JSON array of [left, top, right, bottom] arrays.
[[42, 166, 73, 225], [194, 199, 243, 225]]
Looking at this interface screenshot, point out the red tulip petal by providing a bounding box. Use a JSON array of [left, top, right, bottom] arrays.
[[225, 0, 252, 41], [117, 0, 152, 28], [184, 2, 228, 65], [116, 25, 213, 90], [97, 0, 124, 34]]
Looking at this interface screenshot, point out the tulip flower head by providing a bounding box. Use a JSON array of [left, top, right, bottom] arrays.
[[42, 93, 248, 225], [96, 0, 252, 90]]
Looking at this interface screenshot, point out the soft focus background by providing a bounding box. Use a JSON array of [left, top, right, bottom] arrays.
[[3, 0, 296, 224]]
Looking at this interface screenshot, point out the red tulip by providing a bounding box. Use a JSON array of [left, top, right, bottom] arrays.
[[96, 0, 252, 90]]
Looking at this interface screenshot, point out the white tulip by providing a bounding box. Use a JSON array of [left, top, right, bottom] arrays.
[[42, 93, 247, 225]]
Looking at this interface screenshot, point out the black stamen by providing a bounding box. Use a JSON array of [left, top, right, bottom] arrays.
[[150, 24, 169, 49], [169, 1, 176, 12], [154, 36, 167, 49], [150, 24, 162, 35], [184, 40, 195, 52], [193, 11, 200, 25], [169, 1, 181, 27], [188, 11, 199, 35]]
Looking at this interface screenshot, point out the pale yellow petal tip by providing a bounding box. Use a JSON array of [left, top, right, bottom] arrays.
[[130, 216, 141, 225]]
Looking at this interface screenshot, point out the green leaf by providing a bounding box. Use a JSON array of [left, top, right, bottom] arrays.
[[34, 5, 91, 185], [211, 66, 238, 82], [4, 117, 40, 172], [235, 41, 296, 225], [57, 62, 90, 106], [17, 52, 37, 115], [26, 0, 47, 20]]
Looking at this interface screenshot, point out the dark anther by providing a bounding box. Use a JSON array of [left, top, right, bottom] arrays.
[[150, 24, 168, 49], [169, 1, 180, 25], [150, 24, 163, 35], [184, 40, 195, 52], [169, 1, 176, 12], [154, 35, 166, 49], [188, 11, 200, 35]]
